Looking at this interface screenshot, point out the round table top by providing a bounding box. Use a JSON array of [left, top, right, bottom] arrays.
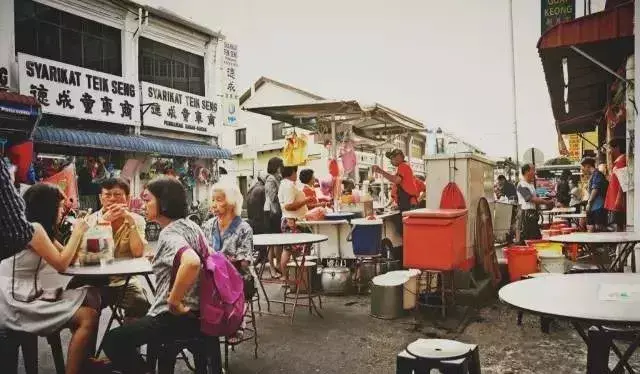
[[253, 233, 328, 247], [555, 213, 587, 219], [543, 207, 576, 214], [61, 258, 153, 277], [499, 273, 640, 324], [549, 232, 640, 244]]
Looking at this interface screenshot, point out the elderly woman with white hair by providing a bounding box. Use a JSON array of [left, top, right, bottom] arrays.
[[202, 180, 253, 267], [202, 180, 254, 343]]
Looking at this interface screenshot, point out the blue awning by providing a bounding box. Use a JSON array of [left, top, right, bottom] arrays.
[[33, 127, 232, 159]]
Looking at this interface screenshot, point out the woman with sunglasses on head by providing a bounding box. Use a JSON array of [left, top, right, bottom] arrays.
[[0, 183, 100, 374], [103, 176, 221, 373]]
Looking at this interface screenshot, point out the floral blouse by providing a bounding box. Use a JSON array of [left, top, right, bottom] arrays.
[[148, 219, 205, 317], [202, 216, 253, 263]]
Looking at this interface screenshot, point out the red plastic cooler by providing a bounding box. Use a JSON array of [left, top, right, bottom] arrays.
[[402, 208, 468, 270]]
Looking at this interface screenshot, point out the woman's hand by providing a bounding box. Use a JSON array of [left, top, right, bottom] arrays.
[[72, 218, 89, 235], [168, 299, 191, 315]]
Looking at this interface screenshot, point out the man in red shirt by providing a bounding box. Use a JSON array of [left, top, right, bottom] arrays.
[[372, 148, 418, 212], [604, 138, 627, 231]]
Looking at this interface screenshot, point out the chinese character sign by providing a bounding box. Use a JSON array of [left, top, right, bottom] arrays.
[[18, 53, 140, 126], [0, 66, 8, 89], [541, 0, 575, 34], [222, 42, 238, 126], [141, 81, 218, 136]]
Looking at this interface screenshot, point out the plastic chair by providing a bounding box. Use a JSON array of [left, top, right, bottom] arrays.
[[0, 329, 65, 374]]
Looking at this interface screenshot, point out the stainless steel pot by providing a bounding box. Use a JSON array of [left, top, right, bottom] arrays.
[[370, 273, 405, 319], [360, 260, 378, 281], [321, 266, 351, 295]]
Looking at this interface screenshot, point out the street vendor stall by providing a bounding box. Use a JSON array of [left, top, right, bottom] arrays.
[[244, 100, 425, 255]]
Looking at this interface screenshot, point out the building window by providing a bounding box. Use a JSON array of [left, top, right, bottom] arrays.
[[411, 141, 425, 159], [15, 0, 122, 75], [272, 122, 285, 140], [235, 128, 247, 146], [139, 37, 204, 95]]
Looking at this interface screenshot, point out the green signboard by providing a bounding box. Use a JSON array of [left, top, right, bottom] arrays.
[[541, 0, 576, 34]]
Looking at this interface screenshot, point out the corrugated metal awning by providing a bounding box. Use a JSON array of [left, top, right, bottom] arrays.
[[537, 1, 634, 134], [33, 127, 232, 159]]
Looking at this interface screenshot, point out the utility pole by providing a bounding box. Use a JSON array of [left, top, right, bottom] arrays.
[[508, 0, 520, 176]]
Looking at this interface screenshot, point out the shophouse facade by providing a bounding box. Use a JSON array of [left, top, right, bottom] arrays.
[[0, 0, 231, 210]]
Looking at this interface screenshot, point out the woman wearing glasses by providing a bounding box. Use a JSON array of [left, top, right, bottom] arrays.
[[0, 183, 101, 374]]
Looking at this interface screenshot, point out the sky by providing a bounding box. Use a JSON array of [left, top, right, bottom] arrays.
[[146, 0, 606, 161]]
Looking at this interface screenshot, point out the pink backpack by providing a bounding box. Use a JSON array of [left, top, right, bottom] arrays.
[[172, 234, 245, 337]]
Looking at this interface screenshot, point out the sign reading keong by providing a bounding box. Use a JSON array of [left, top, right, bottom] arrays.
[[18, 53, 139, 125], [141, 82, 218, 136]]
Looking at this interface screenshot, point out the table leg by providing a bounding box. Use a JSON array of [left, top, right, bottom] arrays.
[[612, 242, 638, 273], [581, 244, 608, 271], [572, 322, 638, 374], [255, 254, 271, 312], [144, 274, 156, 295], [96, 276, 132, 357]]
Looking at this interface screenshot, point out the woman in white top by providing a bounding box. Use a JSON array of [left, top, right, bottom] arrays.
[[569, 178, 582, 212], [277, 165, 314, 278]]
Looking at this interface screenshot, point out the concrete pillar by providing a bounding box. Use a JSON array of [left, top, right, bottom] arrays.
[[635, 0, 640, 232], [0, 0, 16, 90]]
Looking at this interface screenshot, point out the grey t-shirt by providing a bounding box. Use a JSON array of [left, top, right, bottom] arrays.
[[147, 219, 208, 317]]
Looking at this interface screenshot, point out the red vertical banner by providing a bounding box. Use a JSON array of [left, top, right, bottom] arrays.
[[44, 163, 79, 209]]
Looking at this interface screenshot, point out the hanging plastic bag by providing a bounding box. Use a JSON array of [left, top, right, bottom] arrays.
[[282, 133, 308, 166], [328, 159, 340, 177], [439, 182, 466, 209], [340, 139, 356, 174]]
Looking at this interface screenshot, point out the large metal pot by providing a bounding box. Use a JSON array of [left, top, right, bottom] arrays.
[[370, 273, 407, 319], [321, 266, 351, 295]]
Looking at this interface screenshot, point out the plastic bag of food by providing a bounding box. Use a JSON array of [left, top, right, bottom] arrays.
[[80, 222, 115, 265]]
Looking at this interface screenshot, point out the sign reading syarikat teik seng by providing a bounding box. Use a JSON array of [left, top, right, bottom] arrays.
[[18, 53, 139, 126], [141, 81, 218, 136]]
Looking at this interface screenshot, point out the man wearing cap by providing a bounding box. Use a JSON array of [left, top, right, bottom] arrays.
[[372, 148, 419, 214]]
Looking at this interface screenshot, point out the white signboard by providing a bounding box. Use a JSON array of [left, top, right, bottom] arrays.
[[18, 53, 139, 126], [222, 42, 239, 126], [0, 66, 8, 89], [141, 81, 217, 136]]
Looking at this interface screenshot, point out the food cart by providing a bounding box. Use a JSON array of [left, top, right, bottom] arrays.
[[244, 100, 425, 258]]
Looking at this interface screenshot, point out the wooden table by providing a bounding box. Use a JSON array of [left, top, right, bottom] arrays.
[[253, 234, 328, 323], [500, 273, 640, 373], [61, 258, 154, 355], [550, 232, 640, 272]]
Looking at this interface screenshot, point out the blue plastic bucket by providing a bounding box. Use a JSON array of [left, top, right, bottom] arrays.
[[349, 218, 383, 256]]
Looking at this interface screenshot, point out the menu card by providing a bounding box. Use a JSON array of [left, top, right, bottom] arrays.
[[599, 284, 640, 302]]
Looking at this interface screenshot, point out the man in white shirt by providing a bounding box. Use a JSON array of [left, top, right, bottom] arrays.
[[277, 165, 314, 278], [516, 164, 553, 244]]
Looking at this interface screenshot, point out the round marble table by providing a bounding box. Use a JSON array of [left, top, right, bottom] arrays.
[[500, 273, 640, 373], [550, 232, 640, 272], [253, 233, 328, 247], [253, 233, 328, 322]]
